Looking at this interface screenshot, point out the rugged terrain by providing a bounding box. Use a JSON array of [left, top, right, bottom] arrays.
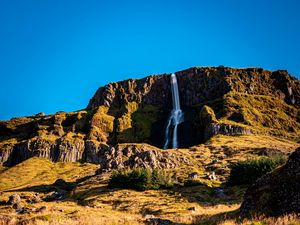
[[240, 146, 300, 217], [0, 66, 300, 224], [1, 66, 300, 167]]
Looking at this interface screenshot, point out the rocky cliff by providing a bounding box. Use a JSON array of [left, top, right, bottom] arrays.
[[240, 147, 300, 217], [88, 67, 300, 109], [0, 66, 300, 166]]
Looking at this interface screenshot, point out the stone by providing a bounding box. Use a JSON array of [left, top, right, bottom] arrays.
[[143, 214, 156, 219], [187, 206, 197, 212], [188, 172, 199, 179], [12, 202, 23, 210], [145, 218, 173, 225], [31, 195, 42, 203], [206, 172, 217, 180], [16, 207, 30, 214], [25, 194, 42, 204], [54, 179, 75, 191], [7, 194, 21, 205], [44, 191, 65, 202]]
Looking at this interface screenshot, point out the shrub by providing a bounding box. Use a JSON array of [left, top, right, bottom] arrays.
[[108, 168, 174, 191], [228, 156, 286, 185]]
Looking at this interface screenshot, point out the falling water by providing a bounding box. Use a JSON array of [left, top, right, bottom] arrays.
[[163, 73, 184, 149]]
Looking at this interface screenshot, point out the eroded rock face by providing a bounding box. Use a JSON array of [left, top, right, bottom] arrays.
[[0, 138, 192, 171], [56, 138, 85, 162], [205, 123, 253, 140], [97, 144, 192, 170], [2, 138, 85, 166], [240, 147, 300, 217], [1, 66, 300, 166], [88, 67, 300, 109]]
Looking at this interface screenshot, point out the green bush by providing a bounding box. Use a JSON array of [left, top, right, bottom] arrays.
[[228, 156, 286, 185], [108, 168, 174, 191]]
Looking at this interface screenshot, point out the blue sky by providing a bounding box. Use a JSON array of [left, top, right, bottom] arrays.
[[0, 0, 299, 120]]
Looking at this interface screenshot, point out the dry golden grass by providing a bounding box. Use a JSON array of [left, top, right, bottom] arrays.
[[207, 134, 299, 152], [191, 213, 300, 225], [0, 200, 143, 225], [0, 135, 299, 225], [0, 157, 99, 191]]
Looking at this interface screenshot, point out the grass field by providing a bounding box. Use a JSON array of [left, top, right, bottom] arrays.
[[0, 135, 299, 225]]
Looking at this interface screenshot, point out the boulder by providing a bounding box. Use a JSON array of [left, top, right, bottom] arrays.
[[43, 191, 65, 202], [12, 202, 23, 211], [25, 194, 42, 204], [7, 194, 21, 205], [145, 218, 173, 225], [54, 179, 75, 191], [188, 172, 199, 179]]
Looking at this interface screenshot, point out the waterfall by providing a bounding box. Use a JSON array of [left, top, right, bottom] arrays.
[[163, 73, 184, 149]]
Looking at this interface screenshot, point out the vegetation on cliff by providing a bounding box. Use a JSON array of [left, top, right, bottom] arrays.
[[0, 66, 300, 224]]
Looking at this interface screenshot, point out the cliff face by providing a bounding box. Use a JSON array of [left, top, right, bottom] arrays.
[[88, 67, 300, 109], [1, 66, 300, 166], [87, 66, 300, 145]]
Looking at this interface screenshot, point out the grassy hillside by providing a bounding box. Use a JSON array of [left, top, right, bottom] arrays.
[[0, 157, 99, 191], [0, 135, 299, 225]]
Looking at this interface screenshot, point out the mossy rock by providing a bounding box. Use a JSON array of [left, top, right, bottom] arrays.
[[199, 105, 218, 126]]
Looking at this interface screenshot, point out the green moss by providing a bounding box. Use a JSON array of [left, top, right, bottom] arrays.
[[131, 105, 160, 142], [199, 105, 218, 125], [204, 91, 300, 140], [88, 106, 115, 142], [116, 103, 160, 143]]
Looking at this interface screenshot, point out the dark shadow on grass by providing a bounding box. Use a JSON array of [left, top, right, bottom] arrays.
[[191, 209, 240, 225], [5, 171, 246, 217], [169, 183, 246, 207]]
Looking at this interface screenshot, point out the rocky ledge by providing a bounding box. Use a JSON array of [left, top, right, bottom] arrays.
[[0, 138, 191, 169]]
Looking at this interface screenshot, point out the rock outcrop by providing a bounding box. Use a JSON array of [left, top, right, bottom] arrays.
[[240, 147, 300, 217], [88, 67, 300, 109], [204, 123, 253, 140], [0, 66, 300, 166], [97, 144, 191, 170]]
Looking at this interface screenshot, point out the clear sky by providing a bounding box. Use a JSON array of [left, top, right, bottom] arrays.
[[0, 0, 299, 120]]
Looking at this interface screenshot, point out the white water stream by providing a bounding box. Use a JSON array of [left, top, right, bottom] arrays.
[[163, 73, 184, 149]]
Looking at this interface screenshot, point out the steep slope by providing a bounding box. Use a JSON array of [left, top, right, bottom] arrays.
[[0, 66, 299, 166], [240, 147, 300, 217]]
